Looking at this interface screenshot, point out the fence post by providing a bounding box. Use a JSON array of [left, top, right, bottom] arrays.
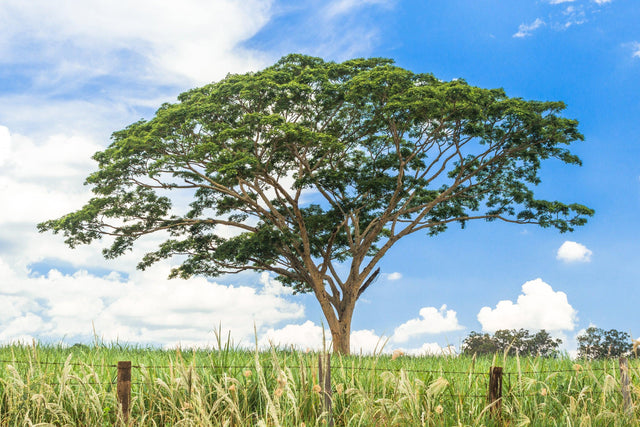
[[117, 361, 132, 424], [488, 366, 503, 418], [619, 357, 632, 416], [318, 353, 334, 426]]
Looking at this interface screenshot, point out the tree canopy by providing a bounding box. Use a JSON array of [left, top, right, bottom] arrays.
[[577, 327, 632, 359], [39, 54, 593, 354], [462, 329, 562, 357]]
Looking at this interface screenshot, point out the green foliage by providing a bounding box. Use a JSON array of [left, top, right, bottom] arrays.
[[462, 329, 562, 357], [577, 327, 633, 359]]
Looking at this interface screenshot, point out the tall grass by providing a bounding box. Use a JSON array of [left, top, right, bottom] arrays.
[[0, 342, 638, 426]]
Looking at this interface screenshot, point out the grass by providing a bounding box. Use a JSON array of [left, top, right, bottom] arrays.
[[0, 341, 639, 426]]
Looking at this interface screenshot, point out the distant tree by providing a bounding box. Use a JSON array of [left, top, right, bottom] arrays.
[[577, 327, 632, 359], [494, 328, 532, 355], [463, 329, 562, 356], [462, 331, 499, 355], [527, 329, 563, 357], [38, 54, 593, 354]]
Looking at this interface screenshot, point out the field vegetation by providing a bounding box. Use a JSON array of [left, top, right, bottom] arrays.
[[0, 341, 638, 426]]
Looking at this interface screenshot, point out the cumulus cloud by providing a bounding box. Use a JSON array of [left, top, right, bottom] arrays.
[[477, 278, 577, 333], [549, 0, 574, 4], [351, 329, 389, 354], [0, 257, 305, 347], [257, 321, 389, 354], [513, 18, 545, 38], [391, 305, 464, 343], [258, 321, 326, 350], [403, 343, 457, 357], [593, 0, 612, 4], [557, 241, 593, 263], [632, 42, 640, 58], [387, 272, 402, 281], [0, 126, 130, 272], [256, 304, 468, 354], [259, 272, 294, 296], [0, 127, 99, 225], [0, 0, 272, 86]]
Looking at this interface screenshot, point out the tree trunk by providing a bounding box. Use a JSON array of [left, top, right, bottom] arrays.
[[312, 276, 358, 355], [330, 299, 356, 355], [331, 316, 352, 355]]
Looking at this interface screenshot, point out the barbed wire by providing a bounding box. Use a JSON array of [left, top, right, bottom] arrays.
[[0, 358, 622, 376], [0, 359, 118, 368]]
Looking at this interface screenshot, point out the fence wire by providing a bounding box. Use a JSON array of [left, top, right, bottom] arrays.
[[0, 358, 617, 376]]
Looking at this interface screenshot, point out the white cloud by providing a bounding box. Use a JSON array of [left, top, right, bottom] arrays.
[[593, 0, 612, 4], [549, 0, 574, 4], [0, 257, 305, 348], [632, 42, 640, 58], [258, 321, 389, 354], [391, 305, 464, 343], [403, 343, 456, 357], [0, 125, 124, 272], [0, 0, 273, 86], [477, 278, 577, 333], [259, 321, 327, 350], [257, 314, 465, 355], [513, 18, 545, 38], [0, 94, 162, 139], [387, 272, 402, 281], [351, 329, 389, 354], [259, 272, 294, 296], [0, 126, 98, 227], [557, 241, 593, 263]]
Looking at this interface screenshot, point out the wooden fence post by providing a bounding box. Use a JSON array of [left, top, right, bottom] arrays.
[[619, 357, 632, 416], [488, 366, 503, 418], [117, 361, 132, 424], [318, 353, 334, 426]]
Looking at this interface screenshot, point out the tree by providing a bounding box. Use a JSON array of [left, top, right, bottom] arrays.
[[461, 331, 499, 355], [577, 327, 632, 359], [527, 329, 563, 357], [38, 54, 593, 354], [462, 329, 562, 357]]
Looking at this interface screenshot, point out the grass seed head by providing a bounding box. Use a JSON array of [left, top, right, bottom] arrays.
[[277, 373, 287, 387], [426, 377, 449, 396]]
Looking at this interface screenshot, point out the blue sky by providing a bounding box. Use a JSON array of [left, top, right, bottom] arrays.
[[0, 0, 638, 354]]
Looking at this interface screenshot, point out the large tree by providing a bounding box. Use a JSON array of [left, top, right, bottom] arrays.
[[39, 54, 593, 354]]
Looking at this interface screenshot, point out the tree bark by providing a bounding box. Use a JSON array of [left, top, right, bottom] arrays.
[[331, 309, 354, 355], [312, 284, 357, 354], [311, 269, 364, 355]]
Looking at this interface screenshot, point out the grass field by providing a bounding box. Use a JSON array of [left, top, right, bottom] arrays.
[[0, 341, 638, 426]]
